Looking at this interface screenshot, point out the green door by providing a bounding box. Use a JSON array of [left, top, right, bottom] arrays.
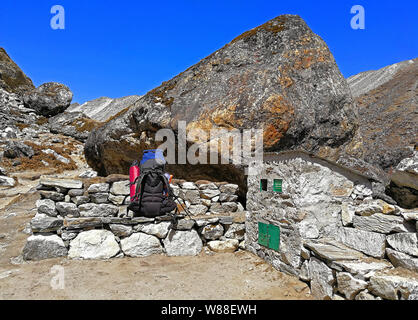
[[258, 222, 280, 251], [258, 222, 269, 247], [268, 224, 280, 251]]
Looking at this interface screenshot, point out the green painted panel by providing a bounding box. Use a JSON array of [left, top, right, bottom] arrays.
[[258, 222, 269, 247], [268, 224, 280, 251], [273, 179, 283, 193], [258, 222, 280, 252]]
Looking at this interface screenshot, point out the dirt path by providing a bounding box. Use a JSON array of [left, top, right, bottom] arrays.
[[0, 185, 312, 300]]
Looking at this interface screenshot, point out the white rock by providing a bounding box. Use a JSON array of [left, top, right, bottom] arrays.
[[299, 260, 311, 281], [120, 232, 163, 257], [68, 230, 120, 259], [341, 202, 355, 226], [108, 194, 125, 205], [224, 223, 246, 241], [78, 203, 118, 217], [40, 177, 83, 189], [219, 184, 239, 195], [207, 239, 239, 253], [110, 180, 130, 196], [386, 233, 418, 257], [336, 272, 368, 299], [369, 269, 418, 300], [135, 221, 171, 238], [78, 170, 98, 178], [163, 229, 203, 256], [200, 189, 221, 199], [36, 199, 58, 216], [298, 220, 320, 239], [309, 257, 335, 300], [355, 290, 381, 300], [179, 189, 201, 205], [188, 204, 208, 216], [0, 176, 15, 187], [400, 209, 418, 221], [87, 183, 110, 193], [353, 213, 412, 234], [336, 227, 386, 258], [331, 259, 392, 278], [386, 248, 418, 272], [181, 182, 198, 190], [355, 199, 397, 216], [201, 224, 224, 240]]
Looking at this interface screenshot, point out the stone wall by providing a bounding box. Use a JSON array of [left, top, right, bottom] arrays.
[[246, 154, 418, 300], [23, 177, 246, 261]]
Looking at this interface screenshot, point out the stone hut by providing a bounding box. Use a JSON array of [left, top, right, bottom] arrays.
[[245, 151, 418, 300]]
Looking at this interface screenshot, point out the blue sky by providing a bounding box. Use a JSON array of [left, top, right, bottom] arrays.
[[0, 0, 417, 104]]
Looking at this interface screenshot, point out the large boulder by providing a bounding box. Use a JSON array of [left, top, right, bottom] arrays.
[[0, 47, 35, 95], [85, 15, 357, 196], [23, 82, 73, 117]]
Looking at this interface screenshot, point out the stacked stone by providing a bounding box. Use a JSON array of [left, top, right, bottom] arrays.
[[245, 157, 418, 301], [247, 198, 418, 301], [23, 177, 246, 261], [170, 180, 243, 216]]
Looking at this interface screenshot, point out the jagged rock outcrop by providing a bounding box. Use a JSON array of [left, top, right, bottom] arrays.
[[0, 47, 35, 95], [346, 59, 418, 208], [85, 15, 357, 193]]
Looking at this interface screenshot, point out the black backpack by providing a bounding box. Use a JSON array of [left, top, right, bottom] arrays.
[[128, 150, 177, 218]]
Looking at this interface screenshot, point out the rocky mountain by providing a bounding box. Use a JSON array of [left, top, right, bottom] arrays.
[[346, 59, 418, 208], [84, 15, 358, 195], [0, 48, 35, 95], [48, 95, 142, 142], [66, 95, 141, 122]]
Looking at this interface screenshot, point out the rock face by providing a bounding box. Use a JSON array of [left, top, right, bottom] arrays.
[[0, 47, 35, 95], [23, 82, 73, 117], [346, 59, 418, 207], [66, 95, 141, 122], [85, 15, 357, 193]]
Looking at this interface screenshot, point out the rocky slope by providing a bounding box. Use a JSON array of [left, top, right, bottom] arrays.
[[0, 48, 35, 95], [66, 95, 141, 122], [84, 15, 358, 194], [346, 59, 418, 207]]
